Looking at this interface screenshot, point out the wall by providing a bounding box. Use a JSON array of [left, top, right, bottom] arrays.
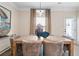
[[51, 11, 64, 36], [77, 10, 79, 41], [51, 10, 77, 36], [18, 10, 30, 36]]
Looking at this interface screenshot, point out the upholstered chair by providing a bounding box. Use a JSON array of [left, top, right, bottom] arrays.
[[22, 40, 42, 56], [43, 40, 64, 56]]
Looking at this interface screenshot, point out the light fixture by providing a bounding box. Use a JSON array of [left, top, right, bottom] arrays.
[[57, 2, 62, 4], [40, 2, 41, 12]]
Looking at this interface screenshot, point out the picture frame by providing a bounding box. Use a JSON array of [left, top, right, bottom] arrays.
[[0, 5, 11, 36]]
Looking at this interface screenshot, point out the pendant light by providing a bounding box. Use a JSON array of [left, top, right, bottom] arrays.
[[40, 2, 41, 12]]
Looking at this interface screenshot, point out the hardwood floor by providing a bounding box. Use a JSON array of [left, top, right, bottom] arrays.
[[0, 47, 70, 56]]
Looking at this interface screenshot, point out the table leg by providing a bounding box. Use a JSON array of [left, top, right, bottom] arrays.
[[13, 42, 16, 56]]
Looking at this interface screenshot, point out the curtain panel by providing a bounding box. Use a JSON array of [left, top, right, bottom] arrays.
[[30, 9, 36, 35], [45, 9, 51, 33]]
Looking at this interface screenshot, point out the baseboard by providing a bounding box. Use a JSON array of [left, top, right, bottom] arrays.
[[0, 47, 10, 55]]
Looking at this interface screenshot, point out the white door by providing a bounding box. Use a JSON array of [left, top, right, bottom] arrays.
[[65, 17, 77, 40]]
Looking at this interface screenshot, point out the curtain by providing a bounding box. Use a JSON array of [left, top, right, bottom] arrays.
[[30, 9, 36, 35], [45, 9, 51, 33], [30, 9, 51, 35]]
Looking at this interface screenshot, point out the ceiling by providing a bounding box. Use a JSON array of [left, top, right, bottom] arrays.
[[13, 2, 79, 10]]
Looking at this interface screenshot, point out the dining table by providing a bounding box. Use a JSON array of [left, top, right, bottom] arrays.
[[11, 35, 75, 56]]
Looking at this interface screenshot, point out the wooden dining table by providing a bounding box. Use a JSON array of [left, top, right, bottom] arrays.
[[11, 35, 75, 56]]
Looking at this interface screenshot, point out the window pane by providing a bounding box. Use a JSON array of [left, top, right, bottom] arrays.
[[36, 10, 46, 31], [65, 17, 77, 39], [36, 17, 45, 26]]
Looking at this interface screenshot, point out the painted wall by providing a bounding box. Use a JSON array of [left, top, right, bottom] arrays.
[[51, 10, 77, 36], [77, 11, 79, 41], [18, 10, 30, 36]]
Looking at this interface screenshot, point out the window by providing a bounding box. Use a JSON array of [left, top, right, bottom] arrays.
[[30, 9, 51, 34], [36, 10, 46, 31], [64, 17, 77, 39]]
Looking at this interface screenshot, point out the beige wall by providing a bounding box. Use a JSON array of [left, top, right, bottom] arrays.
[[77, 11, 79, 41], [18, 10, 30, 36], [51, 10, 77, 36]]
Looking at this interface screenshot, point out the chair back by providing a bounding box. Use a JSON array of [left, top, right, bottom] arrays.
[[43, 41, 64, 56], [22, 41, 42, 56]]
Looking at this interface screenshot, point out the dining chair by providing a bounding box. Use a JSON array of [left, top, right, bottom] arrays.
[[43, 40, 64, 56], [22, 41, 42, 56]]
